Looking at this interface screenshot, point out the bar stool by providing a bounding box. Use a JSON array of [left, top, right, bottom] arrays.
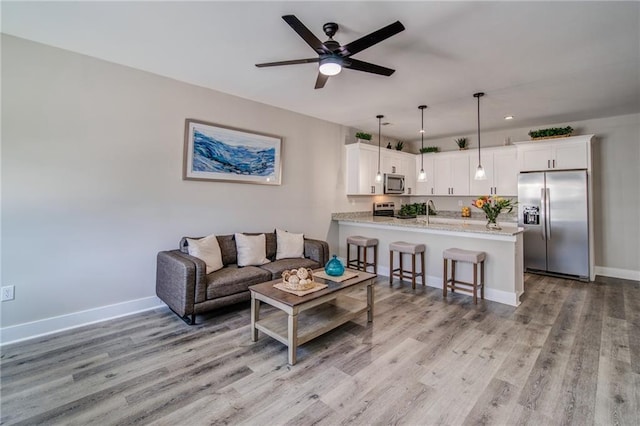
[[389, 241, 426, 289], [442, 248, 486, 304], [346, 236, 379, 274]]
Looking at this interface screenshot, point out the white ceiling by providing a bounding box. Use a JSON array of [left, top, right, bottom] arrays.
[[2, 1, 639, 141]]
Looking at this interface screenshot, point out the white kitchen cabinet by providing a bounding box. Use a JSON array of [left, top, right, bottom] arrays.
[[415, 154, 435, 196], [382, 150, 414, 174], [469, 146, 518, 196], [345, 143, 382, 195], [516, 135, 593, 172], [433, 151, 470, 196], [380, 149, 417, 194]]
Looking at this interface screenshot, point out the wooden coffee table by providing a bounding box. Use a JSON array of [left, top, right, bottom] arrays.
[[249, 269, 376, 365]]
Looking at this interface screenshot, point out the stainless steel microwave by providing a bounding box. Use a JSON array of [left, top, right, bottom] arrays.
[[384, 173, 405, 194]]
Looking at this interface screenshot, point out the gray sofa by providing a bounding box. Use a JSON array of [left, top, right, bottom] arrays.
[[156, 232, 329, 324]]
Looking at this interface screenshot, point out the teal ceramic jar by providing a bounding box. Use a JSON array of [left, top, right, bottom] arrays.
[[324, 255, 345, 276]]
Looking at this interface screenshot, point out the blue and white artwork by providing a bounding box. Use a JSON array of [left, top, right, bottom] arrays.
[[183, 120, 282, 185]]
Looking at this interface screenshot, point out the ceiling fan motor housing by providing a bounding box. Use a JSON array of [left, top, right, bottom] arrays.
[[323, 22, 339, 39]]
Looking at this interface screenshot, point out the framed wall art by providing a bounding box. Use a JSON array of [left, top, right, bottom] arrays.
[[183, 119, 282, 185]]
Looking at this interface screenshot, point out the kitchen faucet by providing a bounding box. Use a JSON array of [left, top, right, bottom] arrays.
[[426, 199, 436, 224], [428, 199, 437, 216]]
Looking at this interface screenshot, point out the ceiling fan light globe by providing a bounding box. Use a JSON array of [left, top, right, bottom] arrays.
[[319, 57, 342, 76]]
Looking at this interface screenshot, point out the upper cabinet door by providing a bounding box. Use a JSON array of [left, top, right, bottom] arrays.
[[433, 155, 452, 195], [518, 144, 553, 171], [493, 147, 518, 196], [554, 140, 589, 170], [450, 154, 470, 195], [516, 135, 593, 172], [345, 143, 382, 195]]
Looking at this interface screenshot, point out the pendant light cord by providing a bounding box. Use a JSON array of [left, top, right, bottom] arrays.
[[418, 105, 426, 170], [474, 92, 484, 166], [377, 114, 383, 174], [477, 95, 480, 164]]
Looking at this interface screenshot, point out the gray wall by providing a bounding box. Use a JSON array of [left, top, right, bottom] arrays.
[[409, 113, 640, 275], [1, 35, 376, 329]]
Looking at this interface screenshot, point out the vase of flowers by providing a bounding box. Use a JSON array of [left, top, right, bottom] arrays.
[[471, 196, 517, 230]]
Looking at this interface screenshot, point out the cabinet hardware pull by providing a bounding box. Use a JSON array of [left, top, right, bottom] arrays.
[[371, 186, 375, 194], [552, 159, 556, 168], [548, 159, 551, 169]]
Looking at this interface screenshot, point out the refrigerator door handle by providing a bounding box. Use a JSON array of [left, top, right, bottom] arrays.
[[546, 188, 551, 240], [540, 188, 547, 240]]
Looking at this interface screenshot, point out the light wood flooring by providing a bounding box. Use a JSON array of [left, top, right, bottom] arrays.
[[1, 273, 638, 425]]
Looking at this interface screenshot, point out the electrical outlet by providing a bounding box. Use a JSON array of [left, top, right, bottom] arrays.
[[1, 286, 15, 301], [458, 200, 463, 207]]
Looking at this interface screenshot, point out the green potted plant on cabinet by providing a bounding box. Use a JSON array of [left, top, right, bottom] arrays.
[[454, 137, 468, 150], [355, 132, 372, 143], [528, 126, 573, 140], [420, 146, 439, 153]]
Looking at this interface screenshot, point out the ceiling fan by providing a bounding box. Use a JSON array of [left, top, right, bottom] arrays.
[[255, 15, 405, 89]]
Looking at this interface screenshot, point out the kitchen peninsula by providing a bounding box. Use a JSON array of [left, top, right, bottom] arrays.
[[332, 212, 525, 306]]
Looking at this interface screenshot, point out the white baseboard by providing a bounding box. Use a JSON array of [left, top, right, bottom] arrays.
[[0, 296, 164, 345], [377, 266, 520, 307], [594, 266, 640, 282]]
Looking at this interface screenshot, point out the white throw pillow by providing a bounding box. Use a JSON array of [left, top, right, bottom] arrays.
[[276, 228, 305, 260], [187, 234, 223, 274], [235, 233, 271, 267]]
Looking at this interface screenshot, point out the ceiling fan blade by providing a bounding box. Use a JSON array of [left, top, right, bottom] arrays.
[[314, 72, 329, 89], [339, 21, 405, 57], [282, 15, 330, 55], [255, 58, 319, 68], [343, 58, 395, 76]]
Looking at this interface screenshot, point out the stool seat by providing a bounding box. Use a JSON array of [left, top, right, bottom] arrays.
[[347, 235, 378, 274], [347, 236, 379, 247], [389, 241, 426, 254], [443, 248, 486, 263], [442, 247, 486, 304], [389, 241, 426, 289]]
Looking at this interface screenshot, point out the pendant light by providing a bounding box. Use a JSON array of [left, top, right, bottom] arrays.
[[418, 105, 427, 181], [473, 92, 487, 180], [375, 114, 383, 183]]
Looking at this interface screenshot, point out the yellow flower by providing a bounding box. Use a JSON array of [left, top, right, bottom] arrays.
[[474, 199, 484, 208]]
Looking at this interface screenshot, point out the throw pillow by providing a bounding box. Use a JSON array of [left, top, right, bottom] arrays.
[[275, 228, 305, 260], [235, 233, 271, 267], [186, 234, 223, 274]]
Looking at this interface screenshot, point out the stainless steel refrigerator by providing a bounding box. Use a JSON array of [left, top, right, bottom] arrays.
[[518, 170, 590, 280]]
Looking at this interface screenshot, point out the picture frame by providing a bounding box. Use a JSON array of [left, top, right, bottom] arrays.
[[183, 118, 282, 185]]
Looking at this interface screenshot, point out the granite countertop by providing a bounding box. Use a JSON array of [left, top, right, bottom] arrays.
[[332, 210, 523, 237]]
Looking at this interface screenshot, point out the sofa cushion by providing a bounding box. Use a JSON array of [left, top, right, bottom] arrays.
[[245, 232, 277, 261], [205, 265, 271, 299], [275, 228, 305, 260], [235, 233, 271, 267], [216, 234, 238, 266], [186, 234, 223, 274], [259, 258, 321, 280]]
